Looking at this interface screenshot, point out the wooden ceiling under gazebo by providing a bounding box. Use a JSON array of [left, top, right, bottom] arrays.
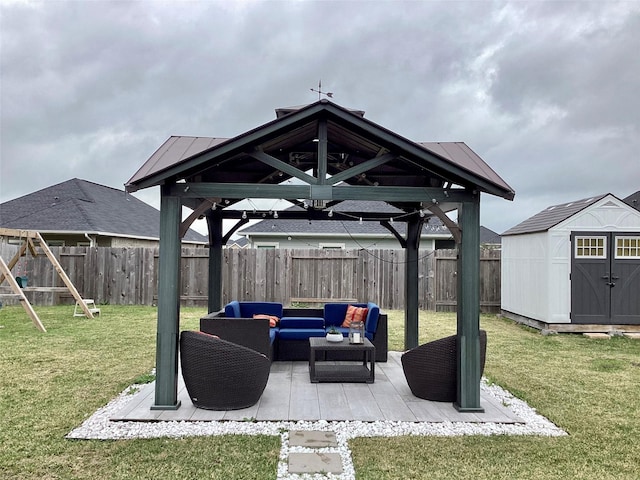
[[125, 100, 514, 413]]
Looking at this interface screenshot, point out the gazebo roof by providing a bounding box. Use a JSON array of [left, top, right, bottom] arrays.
[[125, 100, 514, 208]]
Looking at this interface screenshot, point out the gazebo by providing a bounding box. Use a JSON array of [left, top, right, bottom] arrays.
[[125, 100, 514, 412]]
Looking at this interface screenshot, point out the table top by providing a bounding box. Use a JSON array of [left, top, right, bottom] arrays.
[[309, 337, 374, 350]]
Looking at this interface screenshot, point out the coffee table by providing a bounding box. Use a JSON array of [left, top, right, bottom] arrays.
[[308, 337, 375, 383]]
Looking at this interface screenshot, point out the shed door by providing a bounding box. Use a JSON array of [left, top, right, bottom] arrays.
[[571, 233, 640, 324], [610, 235, 640, 324]]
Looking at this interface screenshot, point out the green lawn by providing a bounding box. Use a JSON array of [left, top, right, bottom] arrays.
[[1, 305, 639, 479]]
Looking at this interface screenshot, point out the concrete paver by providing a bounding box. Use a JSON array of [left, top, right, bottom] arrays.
[[289, 430, 338, 447], [288, 452, 343, 474]]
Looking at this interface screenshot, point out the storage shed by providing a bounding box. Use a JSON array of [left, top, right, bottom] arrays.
[[501, 193, 640, 332]]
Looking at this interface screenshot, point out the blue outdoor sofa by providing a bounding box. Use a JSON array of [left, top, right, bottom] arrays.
[[200, 301, 388, 362]]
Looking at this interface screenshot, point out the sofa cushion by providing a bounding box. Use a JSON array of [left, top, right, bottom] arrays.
[[224, 300, 241, 318], [224, 301, 283, 319], [280, 317, 324, 329], [277, 328, 326, 340], [341, 305, 368, 328], [365, 302, 380, 335]]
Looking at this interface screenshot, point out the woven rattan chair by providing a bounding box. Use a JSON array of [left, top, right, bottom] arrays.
[[401, 330, 487, 402], [179, 331, 271, 410]]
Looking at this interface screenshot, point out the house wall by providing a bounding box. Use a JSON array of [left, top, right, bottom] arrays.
[[110, 236, 160, 248], [246, 234, 439, 250]]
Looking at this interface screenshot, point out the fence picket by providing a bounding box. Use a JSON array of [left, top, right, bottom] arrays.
[[0, 245, 501, 312]]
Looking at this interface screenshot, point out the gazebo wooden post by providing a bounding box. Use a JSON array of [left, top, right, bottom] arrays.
[[152, 185, 182, 410], [206, 209, 224, 313], [455, 197, 484, 412], [404, 216, 423, 350]]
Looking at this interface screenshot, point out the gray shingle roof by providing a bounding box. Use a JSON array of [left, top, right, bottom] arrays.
[[502, 194, 608, 236], [624, 190, 640, 211], [0, 178, 207, 243], [238, 200, 450, 236]]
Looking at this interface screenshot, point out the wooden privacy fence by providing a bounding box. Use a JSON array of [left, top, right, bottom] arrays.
[[0, 245, 501, 312]]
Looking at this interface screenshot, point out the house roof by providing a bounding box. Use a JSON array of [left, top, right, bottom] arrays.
[[0, 178, 208, 243], [239, 200, 501, 244], [239, 200, 451, 236], [624, 190, 640, 211], [502, 194, 608, 236], [125, 100, 515, 209]]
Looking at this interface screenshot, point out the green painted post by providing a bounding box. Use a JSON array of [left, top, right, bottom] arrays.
[[404, 217, 422, 350], [151, 187, 182, 410], [455, 198, 484, 412], [206, 209, 223, 313]]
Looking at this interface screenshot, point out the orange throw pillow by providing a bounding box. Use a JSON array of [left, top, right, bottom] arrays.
[[253, 314, 280, 327], [341, 305, 368, 328]]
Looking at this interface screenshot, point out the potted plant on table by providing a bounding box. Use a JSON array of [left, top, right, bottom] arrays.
[[325, 326, 344, 343]]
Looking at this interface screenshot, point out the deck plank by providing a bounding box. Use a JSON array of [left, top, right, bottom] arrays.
[[110, 357, 522, 424], [318, 384, 351, 420]]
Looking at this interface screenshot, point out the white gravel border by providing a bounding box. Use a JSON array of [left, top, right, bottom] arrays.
[[67, 378, 566, 479]]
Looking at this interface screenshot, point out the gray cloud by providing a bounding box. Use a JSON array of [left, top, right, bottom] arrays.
[[2, 0, 639, 235]]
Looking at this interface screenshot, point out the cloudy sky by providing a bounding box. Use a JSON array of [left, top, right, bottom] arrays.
[[1, 0, 639, 235]]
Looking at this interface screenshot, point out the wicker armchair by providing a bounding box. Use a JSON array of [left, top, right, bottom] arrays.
[[401, 330, 487, 402], [179, 331, 271, 410]]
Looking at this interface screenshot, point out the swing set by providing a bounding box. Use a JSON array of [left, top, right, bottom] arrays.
[[0, 228, 97, 332]]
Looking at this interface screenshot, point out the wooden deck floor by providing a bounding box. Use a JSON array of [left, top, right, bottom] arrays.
[[111, 352, 522, 424]]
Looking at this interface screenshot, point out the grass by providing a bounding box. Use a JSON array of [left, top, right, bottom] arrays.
[[1, 306, 639, 479]]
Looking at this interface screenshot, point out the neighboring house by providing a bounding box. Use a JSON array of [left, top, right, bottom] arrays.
[[0, 178, 208, 247], [238, 200, 500, 250], [226, 237, 249, 249], [501, 193, 640, 331], [623, 190, 640, 211]]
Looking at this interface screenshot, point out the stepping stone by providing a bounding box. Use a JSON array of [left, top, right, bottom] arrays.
[[288, 452, 343, 474], [583, 333, 611, 339], [289, 430, 338, 447]]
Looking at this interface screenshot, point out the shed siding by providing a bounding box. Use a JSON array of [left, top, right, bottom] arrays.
[[547, 231, 571, 323], [502, 231, 547, 321]]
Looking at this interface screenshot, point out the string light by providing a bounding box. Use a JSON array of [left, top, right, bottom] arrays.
[[242, 211, 247, 219], [359, 217, 363, 225], [273, 211, 279, 219], [328, 209, 334, 217]]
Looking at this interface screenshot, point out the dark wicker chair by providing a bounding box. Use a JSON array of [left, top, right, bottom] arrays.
[[401, 330, 487, 402], [179, 331, 271, 410]]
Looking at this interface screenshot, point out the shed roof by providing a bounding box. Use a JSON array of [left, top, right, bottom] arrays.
[[502, 194, 608, 236]]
